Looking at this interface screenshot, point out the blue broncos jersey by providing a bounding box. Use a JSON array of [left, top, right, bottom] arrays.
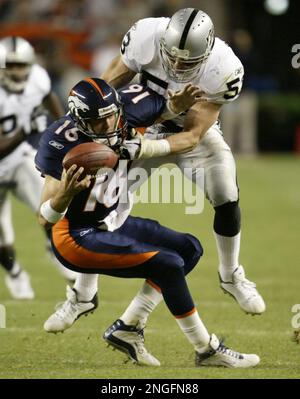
[[35, 83, 165, 227]]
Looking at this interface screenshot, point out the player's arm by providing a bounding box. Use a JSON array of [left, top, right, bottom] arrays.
[[166, 101, 222, 153], [38, 166, 91, 229], [101, 55, 137, 89], [158, 84, 205, 122], [137, 101, 221, 159], [0, 128, 27, 159], [42, 91, 65, 119]]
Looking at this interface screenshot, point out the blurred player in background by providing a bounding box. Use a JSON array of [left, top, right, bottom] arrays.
[[0, 36, 77, 300], [36, 77, 260, 368], [101, 8, 266, 326]]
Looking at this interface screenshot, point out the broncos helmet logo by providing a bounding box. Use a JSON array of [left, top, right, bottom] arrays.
[[68, 90, 90, 117]]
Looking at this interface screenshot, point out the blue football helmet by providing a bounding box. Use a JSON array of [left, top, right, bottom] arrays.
[[68, 78, 127, 147]]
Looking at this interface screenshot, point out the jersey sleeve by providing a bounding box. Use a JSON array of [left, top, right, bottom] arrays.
[[34, 118, 70, 180], [201, 40, 244, 104], [119, 83, 166, 127], [120, 18, 168, 72]]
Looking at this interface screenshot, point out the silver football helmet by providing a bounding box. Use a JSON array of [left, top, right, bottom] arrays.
[[160, 8, 215, 83], [0, 36, 35, 93]]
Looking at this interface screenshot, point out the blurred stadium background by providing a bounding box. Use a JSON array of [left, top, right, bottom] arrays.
[[0, 0, 300, 379]]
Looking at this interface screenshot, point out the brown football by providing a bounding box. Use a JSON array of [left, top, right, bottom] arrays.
[[62, 142, 118, 177]]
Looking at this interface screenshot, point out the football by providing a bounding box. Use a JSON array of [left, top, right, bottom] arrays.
[[62, 142, 118, 177]]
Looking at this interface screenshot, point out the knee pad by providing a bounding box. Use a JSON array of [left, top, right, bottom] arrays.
[[0, 245, 16, 271], [214, 201, 241, 237]]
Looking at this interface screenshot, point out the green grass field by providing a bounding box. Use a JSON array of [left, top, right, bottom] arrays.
[[0, 155, 299, 379]]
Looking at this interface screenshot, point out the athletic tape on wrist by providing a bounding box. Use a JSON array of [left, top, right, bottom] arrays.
[[40, 199, 66, 224], [138, 138, 171, 159]]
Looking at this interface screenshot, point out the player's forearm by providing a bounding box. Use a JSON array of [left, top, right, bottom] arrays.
[[101, 55, 136, 89], [169, 101, 221, 154], [137, 130, 200, 159], [167, 129, 204, 154], [50, 191, 73, 213], [38, 193, 71, 229], [138, 128, 205, 159], [38, 176, 70, 228], [0, 129, 25, 159]]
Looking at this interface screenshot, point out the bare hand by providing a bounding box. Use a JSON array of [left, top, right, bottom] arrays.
[[167, 84, 206, 114], [59, 165, 92, 198]]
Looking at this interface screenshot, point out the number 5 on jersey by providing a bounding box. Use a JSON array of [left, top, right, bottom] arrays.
[[224, 76, 243, 100]]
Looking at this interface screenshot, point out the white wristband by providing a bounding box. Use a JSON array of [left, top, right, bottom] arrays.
[[138, 138, 171, 159], [40, 199, 66, 224]]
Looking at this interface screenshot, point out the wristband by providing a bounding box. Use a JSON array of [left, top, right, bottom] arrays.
[[138, 138, 171, 159], [40, 199, 66, 224]]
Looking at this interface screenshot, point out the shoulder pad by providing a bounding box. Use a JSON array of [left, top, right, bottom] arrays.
[[123, 17, 169, 66], [201, 38, 244, 104], [28, 64, 51, 96]]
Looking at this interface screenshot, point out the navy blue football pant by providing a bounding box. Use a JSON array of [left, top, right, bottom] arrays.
[[52, 216, 203, 317]]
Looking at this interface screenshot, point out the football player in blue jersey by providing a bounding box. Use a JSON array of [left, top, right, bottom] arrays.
[[36, 77, 260, 368]]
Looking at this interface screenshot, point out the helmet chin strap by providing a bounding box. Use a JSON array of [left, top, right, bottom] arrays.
[[88, 112, 124, 148]]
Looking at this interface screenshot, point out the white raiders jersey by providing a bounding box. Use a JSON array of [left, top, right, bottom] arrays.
[[0, 64, 51, 171], [121, 17, 244, 129]]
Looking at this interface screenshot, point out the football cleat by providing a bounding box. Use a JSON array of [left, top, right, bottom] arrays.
[[5, 270, 35, 300], [44, 285, 98, 333], [103, 319, 161, 367], [195, 334, 260, 368], [219, 265, 266, 315]]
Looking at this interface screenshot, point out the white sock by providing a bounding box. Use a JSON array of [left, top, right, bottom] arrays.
[[175, 309, 210, 353], [121, 280, 163, 327], [73, 273, 98, 302], [10, 262, 21, 277], [214, 232, 241, 282]]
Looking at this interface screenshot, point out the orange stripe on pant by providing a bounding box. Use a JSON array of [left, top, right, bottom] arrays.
[[52, 219, 159, 270], [174, 307, 197, 319], [146, 279, 162, 293]]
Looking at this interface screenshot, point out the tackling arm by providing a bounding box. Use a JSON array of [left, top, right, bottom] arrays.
[[101, 55, 137, 89], [167, 101, 222, 153], [138, 101, 221, 159]]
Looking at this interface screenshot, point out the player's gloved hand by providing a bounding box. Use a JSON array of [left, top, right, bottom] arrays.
[[118, 137, 141, 160]]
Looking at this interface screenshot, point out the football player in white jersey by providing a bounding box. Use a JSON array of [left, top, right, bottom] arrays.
[[98, 8, 265, 340], [0, 36, 77, 299]]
